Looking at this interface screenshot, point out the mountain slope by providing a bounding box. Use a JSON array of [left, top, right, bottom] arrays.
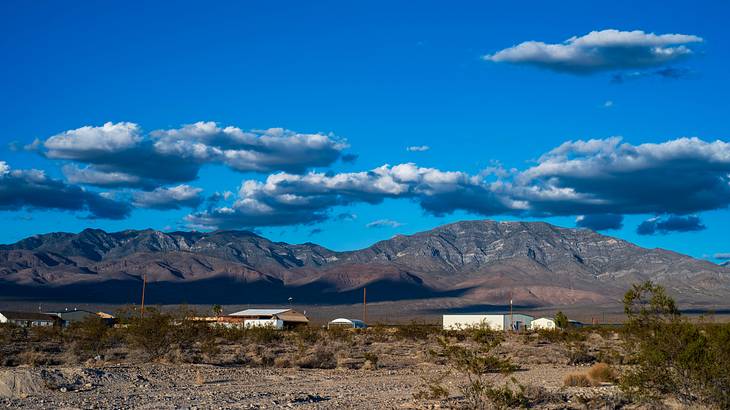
[[1, 221, 728, 306]]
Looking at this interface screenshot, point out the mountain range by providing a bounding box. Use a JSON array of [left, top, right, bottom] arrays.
[[1, 220, 729, 307]]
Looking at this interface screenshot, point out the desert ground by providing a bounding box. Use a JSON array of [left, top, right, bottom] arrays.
[[0, 317, 672, 410]]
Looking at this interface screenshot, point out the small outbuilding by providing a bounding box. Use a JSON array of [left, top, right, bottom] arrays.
[[443, 314, 534, 331], [530, 317, 556, 330], [0, 311, 61, 327], [225, 308, 309, 330], [50, 309, 116, 327], [327, 318, 367, 329]]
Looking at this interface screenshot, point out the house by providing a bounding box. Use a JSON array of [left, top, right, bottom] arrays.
[[224, 308, 309, 330], [49, 309, 115, 327], [442, 314, 534, 331], [328, 318, 367, 329], [530, 317, 556, 330], [0, 311, 61, 327]]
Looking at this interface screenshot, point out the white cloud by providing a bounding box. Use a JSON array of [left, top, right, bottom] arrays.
[[185, 136, 730, 231], [45, 122, 142, 158], [0, 161, 9, 176], [603, 100, 614, 108], [484, 29, 702, 74], [366, 219, 403, 228], [133, 185, 204, 210], [39, 121, 351, 188]]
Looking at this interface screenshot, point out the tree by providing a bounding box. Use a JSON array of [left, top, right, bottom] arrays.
[[620, 281, 730, 407], [554, 311, 568, 330], [212, 304, 223, 317], [622, 280, 678, 335]]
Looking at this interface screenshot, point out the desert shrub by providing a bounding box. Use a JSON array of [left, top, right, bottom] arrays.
[[67, 317, 113, 359], [326, 326, 355, 343], [485, 378, 530, 409], [28, 325, 64, 343], [587, 363, 617, 383], [123, 308, 174, 360], [245, 326, 284, 344], [554, 311, 569, 329], [363, 352, 379, 367], [0, 323, 27, 343], [294, 325, 320, 345], [620, 281, 730, 408], [395, 321, 440, 340], [274, 356, 291, 368], [296, 345, 337, 369], [17, 348, 57, 366], [563, 372, 592, 387], [427, 337, 516, 409], [467, 325, 503, 345], [534, 328, 586, 344], [567, 343, 596, 365], [413, 373, 450, 400]]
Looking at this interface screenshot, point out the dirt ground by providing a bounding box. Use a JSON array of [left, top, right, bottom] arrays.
[[0, 362, 632, 409]]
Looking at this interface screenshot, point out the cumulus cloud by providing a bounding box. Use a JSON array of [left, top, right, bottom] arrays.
[[406, 145, 430, 152], [484, 29, 702, 74], [132, 185, 204, 210], [366, 219, 403, 228], [575, 214, 623, 231], [637, 215, 706, 235], [714, 253, 730, 260], [41, 121, 350, 188], [184, 136, 730, 231], [0, 162, 131, 219], [603, 100, 614, 108], [517, 137, 730, 216], [184, 163, 523, 229]]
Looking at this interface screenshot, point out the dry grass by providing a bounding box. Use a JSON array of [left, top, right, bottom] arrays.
[[563, 372, 593, 387], [587, 363, 616, 383], [194, 369, 205, 386]]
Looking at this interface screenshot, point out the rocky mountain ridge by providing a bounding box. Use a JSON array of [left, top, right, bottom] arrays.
[[1, 220, 728, 306]]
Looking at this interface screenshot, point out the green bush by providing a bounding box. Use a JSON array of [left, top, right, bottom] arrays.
[[67, 316, 114, 358], [427, 337, 517, 409], [620, 281, 730, 408], [395, 321, 441, 340], [123, 308, 174, 360]]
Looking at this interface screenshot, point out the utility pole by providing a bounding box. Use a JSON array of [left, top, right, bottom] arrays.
[[363, 287, 367, 324], [509, 290, 514, 332], [140, 273, 147, 318]]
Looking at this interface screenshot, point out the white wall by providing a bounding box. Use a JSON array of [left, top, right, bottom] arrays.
[[531, 318, 556, 330], [443, 315, 505, 330], [244, 319, 284, 330]]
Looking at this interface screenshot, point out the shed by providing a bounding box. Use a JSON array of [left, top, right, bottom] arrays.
[[0, 311, 61, 327], [443, 314, 534, 331], [328, 318, 367, 329], [530, 317, 556, 330], [225, 308, 309, 330]]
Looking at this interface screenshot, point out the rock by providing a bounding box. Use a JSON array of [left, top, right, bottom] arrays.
[[0, 369, 47, 399]]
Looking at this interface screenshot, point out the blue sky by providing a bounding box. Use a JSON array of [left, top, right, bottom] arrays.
[[1, 1, 729, 262]]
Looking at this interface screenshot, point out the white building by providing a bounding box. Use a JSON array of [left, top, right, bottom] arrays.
[[328, 318, 367, 329], [0, 311, 60, 327], [442, 314, 534, 331], [530, 317, 556, 330], [226, 308, 309, 330]]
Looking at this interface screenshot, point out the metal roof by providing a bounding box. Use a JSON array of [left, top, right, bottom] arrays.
[[0, 311, 59, 321], [228, 308, 291, 317], [329, 318, 365, 324]]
